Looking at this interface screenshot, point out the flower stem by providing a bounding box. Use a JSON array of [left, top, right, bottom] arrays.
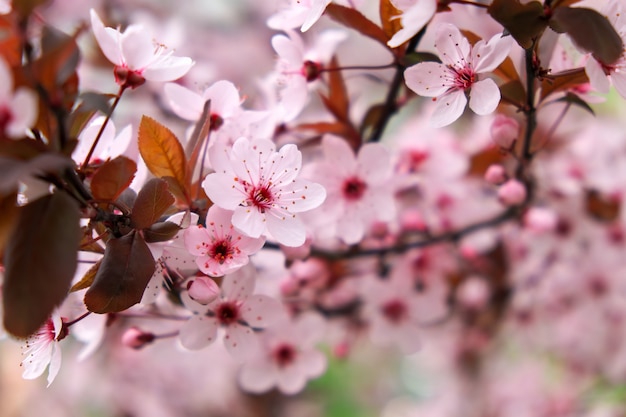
[[80, 86, 126, 172]]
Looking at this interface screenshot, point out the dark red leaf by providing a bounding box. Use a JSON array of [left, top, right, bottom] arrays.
[[550, 7, 623, 65], [131, 178, 175, 230], [488, 0, 548, 49], [325, 4, 390, 48], [91, 156, 137, 202], [540, 68, 589, 101], [2, 192, 80, 337], [143, 221, 181, 243], [84, 230, 155, 313]]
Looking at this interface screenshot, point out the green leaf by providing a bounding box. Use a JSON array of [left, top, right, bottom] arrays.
[[2, 192, 80, 337], [488, 0, 548, 49], [550, 7, 624, 65], [84, 231, 155, 313], [325, 4, 390, 48], [130, 178, 175, 230], [143, 221, 181, 243], [90, 155, 137, 202]]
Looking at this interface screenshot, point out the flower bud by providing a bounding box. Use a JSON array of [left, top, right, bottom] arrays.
[[490, 114, 519, 149], [457, 276, 490, 310], [524, 207, 558, 233], [122, 327, 155, 349], [188, 276, 220, 304], [484, 164, 507, 185], [498, 179, 527, 205]]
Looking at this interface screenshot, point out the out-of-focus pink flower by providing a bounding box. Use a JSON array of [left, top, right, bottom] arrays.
[[121, 327, 155, 350], [387, 0, 437, 48], [491, 114, 519, 149], [90, 9, 194, 89], [179, 267, 284, 359], [485, 164, 507, 185], [21, 311, 65, 387], [0, 58, 37, 139], [184, 206, 265, 277], [203, 137, 326, 247], [498, 179, 527, 205], [271, 29, 347, 121], [187, 275, 221, 304], [267, 0, 332, 32], [164, 80, 242, 126], [238, 312, 327, 394], [309, 135, 395, 244], [72, 116, 133, 166], [404, 23, 511, 127]]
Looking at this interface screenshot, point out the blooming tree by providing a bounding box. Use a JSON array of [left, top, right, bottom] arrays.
[[1, 0, 626, 415]]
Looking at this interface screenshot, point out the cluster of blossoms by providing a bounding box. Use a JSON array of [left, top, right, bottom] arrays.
[[2, 0, 626, 415]]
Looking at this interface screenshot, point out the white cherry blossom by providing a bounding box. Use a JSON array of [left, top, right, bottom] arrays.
[[404, 23, 512, 127], [267, 0, 332, 32], [90, 9, 194, 88], [20, 311, 65, 387], [202, 137, 326, 247], [387, 0, 437, 48]]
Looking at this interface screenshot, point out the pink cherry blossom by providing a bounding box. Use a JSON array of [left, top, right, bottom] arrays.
[[21, 311, 65, 387], [271, 29, 347, 121], [179, 266, 284, 359], [202, 137, 326, 247], [584, 0, 626, 99], [267, 0, 332, 32], [0, 58, 37, 139], [164, 80, 241, 125], [72, 116, 133, 166], [309, 135, 396, 244], [90, 9, 194, 89], [387, 0, 437, 48], [184, 205, 265, 277], [238, 312, 327, 394], [404, 23, 512, 127]]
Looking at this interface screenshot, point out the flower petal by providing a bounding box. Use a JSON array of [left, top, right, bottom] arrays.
[[266, 211, 306, 247], [223, 323, 257, 360], [404, 62, 451, 97], [241, 294, 284, 328], [434, 23, 471, 68], [164, 83, 205, 121], [430, 90, 467, 128], [179, 315, 219, 350], [469, 78, 500, 115], [90, 9, 123, 65], [472, 32, 512, 74], [142, 55, 194, 82]]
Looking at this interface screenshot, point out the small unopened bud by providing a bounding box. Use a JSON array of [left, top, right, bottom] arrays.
[[524, 207, 558, 233], [457, 277, 490, 310], [122, 327, 155, 349], [485, 164, 507, 185], [188, 276, 220, 304], [491, 114, 519, 149], [400, 209, 427, 232], [498, 179, 526, 205]]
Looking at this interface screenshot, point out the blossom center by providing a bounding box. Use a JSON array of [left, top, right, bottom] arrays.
[[381, 299, 408, 324], [342, 176, 367, 201], [246, 184, 275, 213], [272, 343, 297, 367], [114, 65, 146, 89], [215, 301, 241, 326], [210, 240, 234, 264], [0, 106, 13, 134], [452, 66, 475, 90], [302, 60, 323, 82]]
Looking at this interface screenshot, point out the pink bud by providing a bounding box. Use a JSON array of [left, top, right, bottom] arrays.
[[457, 277, 490, 310], [188, 276, 220, 304], [484, 164, 507, 185], [122, 327, 155, 349], [490, 114, 519, 148], [498, 179, 526, 205], [400, 209, 427, 232], [524, 207, 558, 233]]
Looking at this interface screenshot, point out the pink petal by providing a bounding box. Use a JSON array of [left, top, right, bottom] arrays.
[[281, 180, 326, 213], [293, 313, 326, 347], [404, 62, 450, 97], [179, 315, 219, 350], [271, 33, 304, 67], [223, 323, 257, 360], [239, 360, 277, 393], [298, 348, 327, 378], [241, 294, 284, 328], [357, 143, 391, 184], [0, 58, 12, 96], [322, 135, 357, 176], [269, 144, 302, 184], [387, 0, 436, 48], [46, 344, 62, 387], [142, 55, 194, 82], [277, 366, 308, 394], [434, 23, 471, 68], [164, 83, 205, 121], [278, 77, 309, 122], [184, 225, 210, 257], [585, 59, 611, 94], [120, 25, 155, 70], [468, 78, 500, 116], [90, 9, 123, 65], [6, 88, 37, 139], [430, 90, 467, 128], [204, 80, 241, 119], [202, 173, 245, 210], [232, 207, 267, 239], [221, 267, 256, 300], [472, 32, 512, 74], [266, 211, 306, 247], [300, 0, 332, 32], [611, 72, 626, 99], [336, 211, 366, 244]]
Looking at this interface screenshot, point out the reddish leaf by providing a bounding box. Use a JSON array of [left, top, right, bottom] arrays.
[[586, 190, 620, 222], [70, 259, 101, 292], [0, 15, 21, 67], [540, 68, 589, 101], [138, 115, 189, 198], [143, 221, 181, 243], [79, 226, 105, 254], [12, 0, 50, 17], [488, 0, 548, 49], [131, 178, 175, 230], [0, 192, 18, 256], [185, 100, 212, 181], [380, 0, 403, 41], [2, 192, 80, 337], [552, 0, 583, 7], [499, 80, 527, 109], [550, 7, 623, 65], [320, 56, 350, 122], [325, 4, 390, 48], [84, 230, 155, 313], [91, 156, 137, 202]]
